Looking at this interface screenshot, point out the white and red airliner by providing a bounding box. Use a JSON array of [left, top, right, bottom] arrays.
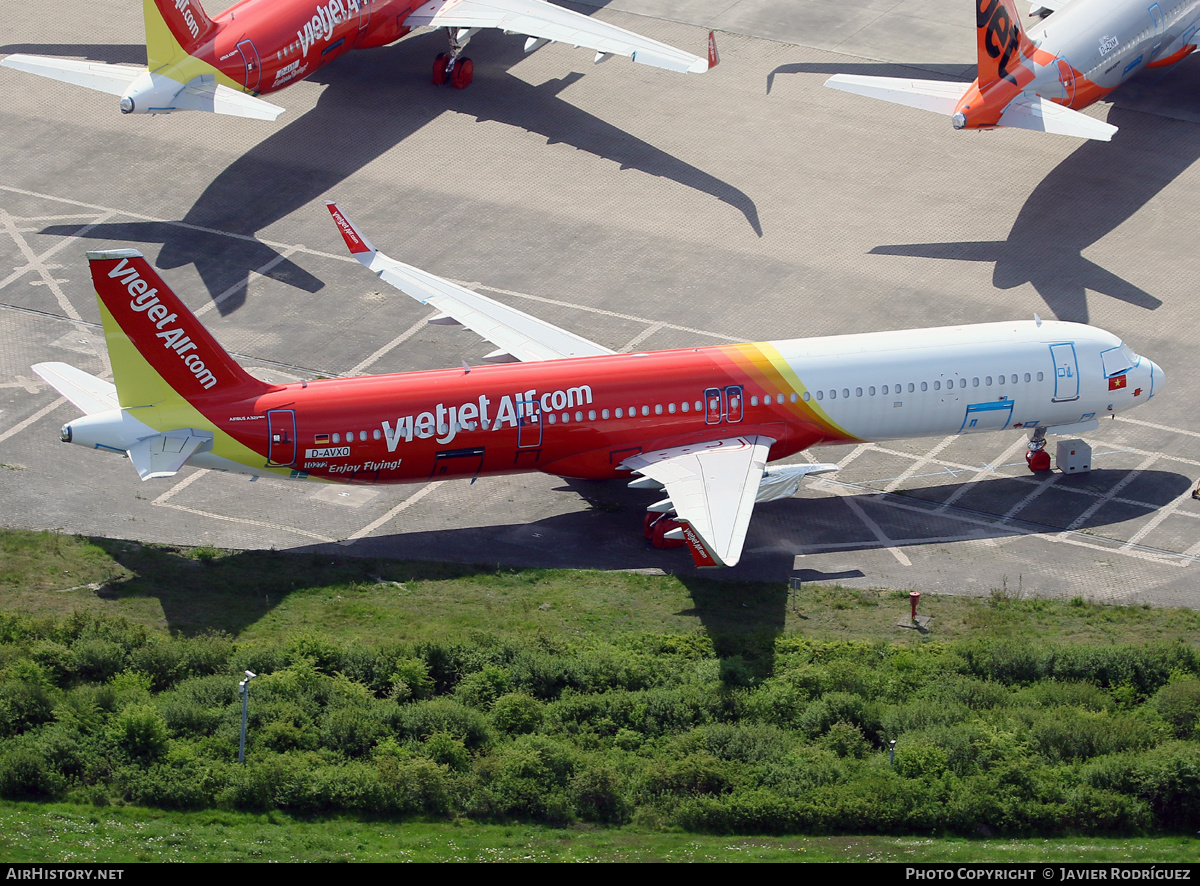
[[2, 0, 716, 120], [33, 204, 1164, 567], [826, 0, 1200, 140]]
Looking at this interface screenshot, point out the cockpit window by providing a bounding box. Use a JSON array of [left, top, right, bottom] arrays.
[[1101, 344, 1138, 378]]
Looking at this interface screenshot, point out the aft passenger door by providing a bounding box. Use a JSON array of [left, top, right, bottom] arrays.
[[236, 39, 262, 92], [266, 410, 296, 466]]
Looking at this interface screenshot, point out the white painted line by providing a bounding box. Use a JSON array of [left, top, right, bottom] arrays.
[[0, 209, 85, 321], [938, 436, 1028, 510], [1064, 453, 1159, 532], [883, 434, 956, 493], [193, 247, 300, 319], [1117, 415, 1200, 439], [620, 322, 666, 352], [1123, 487, 1197, 549], [346, 311, 439, 376], [155, 502, 336, 542], [0, 397, 66, 446], [152, 469, 209, 505], [342, 482, 439, 543], [826, 484, 911, 566]]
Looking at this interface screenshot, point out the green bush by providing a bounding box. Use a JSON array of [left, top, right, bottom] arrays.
[[491, 692, 543, 735], [1151, 676, 1200, 739], [108, 703, 170, 761]]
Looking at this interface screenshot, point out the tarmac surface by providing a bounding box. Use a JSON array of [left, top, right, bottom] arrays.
[[1, 0, 1198, 606]]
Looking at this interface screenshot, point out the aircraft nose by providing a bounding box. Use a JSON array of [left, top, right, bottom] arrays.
[[1148, 360, 1164, 397]]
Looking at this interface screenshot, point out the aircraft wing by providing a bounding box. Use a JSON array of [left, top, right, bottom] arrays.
[[406, 0, 713, 73], [326, 202, 613, 363], [1, 55, 142, 95], [32, 362, 119, 415], [997, 93, 1117, 141], [623, 435, 774, 567]]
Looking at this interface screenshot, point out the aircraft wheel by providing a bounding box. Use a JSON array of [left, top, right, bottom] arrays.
[[451, 57, 474, 89], [432, 53, 449, 86], [651, 516, 685, 549], [1026, 448, 1052, 472]]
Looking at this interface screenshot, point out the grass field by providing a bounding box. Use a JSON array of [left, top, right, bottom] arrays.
[[4, 529, 1198, 649], [3, 527, 1199, 862]]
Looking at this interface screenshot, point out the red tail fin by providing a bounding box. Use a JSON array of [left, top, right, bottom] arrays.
[[152, 0, 216, 54], [89, 249, 270, 404], [976, 0, 1034, 87]]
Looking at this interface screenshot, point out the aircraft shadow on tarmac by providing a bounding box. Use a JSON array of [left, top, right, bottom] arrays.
[[770, 60, 1200, 323], [85, 467, 1187, 678], [0, 43, 146, 65], [30, 31, 760, 314], [290, 466, 1193, 578]]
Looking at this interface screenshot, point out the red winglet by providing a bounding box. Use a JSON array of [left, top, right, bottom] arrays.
[[681, 523, 719, 568], [707, 31, 720, 70], [325, 201, 374, 255]]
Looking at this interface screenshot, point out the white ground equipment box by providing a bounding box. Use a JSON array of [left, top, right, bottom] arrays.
[[1056, 439, 1092, 474]]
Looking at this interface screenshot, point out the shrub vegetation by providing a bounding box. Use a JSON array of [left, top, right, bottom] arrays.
[[0, 608, 1197, 834]]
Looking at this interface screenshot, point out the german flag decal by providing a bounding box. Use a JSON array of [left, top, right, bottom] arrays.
[[1109, 375, 1127, 391]]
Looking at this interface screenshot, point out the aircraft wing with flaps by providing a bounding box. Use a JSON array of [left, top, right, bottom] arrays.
[[326, 202, 614, 363], [407, 0, 715, 73], [623, 436, 774, 568]]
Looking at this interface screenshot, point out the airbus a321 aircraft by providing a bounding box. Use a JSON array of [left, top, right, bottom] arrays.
[[1, 0, 716, 121], [825, 0, 1200, 140], [33, 204, 1164, 567]]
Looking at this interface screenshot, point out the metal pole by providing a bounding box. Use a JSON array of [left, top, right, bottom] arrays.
[[238, 670, 256, 764]]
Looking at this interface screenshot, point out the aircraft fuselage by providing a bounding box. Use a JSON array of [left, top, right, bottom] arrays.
[[70, 320, 1162, 485]]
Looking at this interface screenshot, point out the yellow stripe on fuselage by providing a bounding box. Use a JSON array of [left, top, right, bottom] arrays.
[[97, 297, 291, 477], [143, 0, 243, 90], [732, 342, 855, 439]]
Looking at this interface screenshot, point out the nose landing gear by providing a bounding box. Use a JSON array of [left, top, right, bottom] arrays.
[[1026, 427, 1051, 472]]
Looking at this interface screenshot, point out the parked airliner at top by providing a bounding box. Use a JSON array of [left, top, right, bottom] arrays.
[[33, 204, 1164, 567], [1, 0, 716, 121], [826, 0, 1200, 140]]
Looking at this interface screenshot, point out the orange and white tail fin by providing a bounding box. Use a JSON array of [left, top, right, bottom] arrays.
[[145, 0, 216, 69], [88, 249, 272, 408], [975, 0, 1035, 87]]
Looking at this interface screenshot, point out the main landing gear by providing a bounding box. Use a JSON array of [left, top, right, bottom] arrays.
[[644, 511, 685, 549], [1025, 427, 1051, 472], [432, 27, 477, 89]]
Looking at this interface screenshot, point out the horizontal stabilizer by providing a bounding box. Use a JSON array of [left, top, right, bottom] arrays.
[[997, 94, 1117, 141], [127, 431, 213, 480], [1, 55, 142, 96], [173, 78, 286, 120], [824, 74, 967, 116], [32, 362, 119, 415]]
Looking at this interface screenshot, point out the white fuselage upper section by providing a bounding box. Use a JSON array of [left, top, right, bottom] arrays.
[[766, 319, 1160, 445]]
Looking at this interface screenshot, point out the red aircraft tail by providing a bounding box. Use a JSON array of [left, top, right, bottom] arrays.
[[89, 249, 272, 407], [147, 0, 217, 63], [975, 0, 1035, 87]]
